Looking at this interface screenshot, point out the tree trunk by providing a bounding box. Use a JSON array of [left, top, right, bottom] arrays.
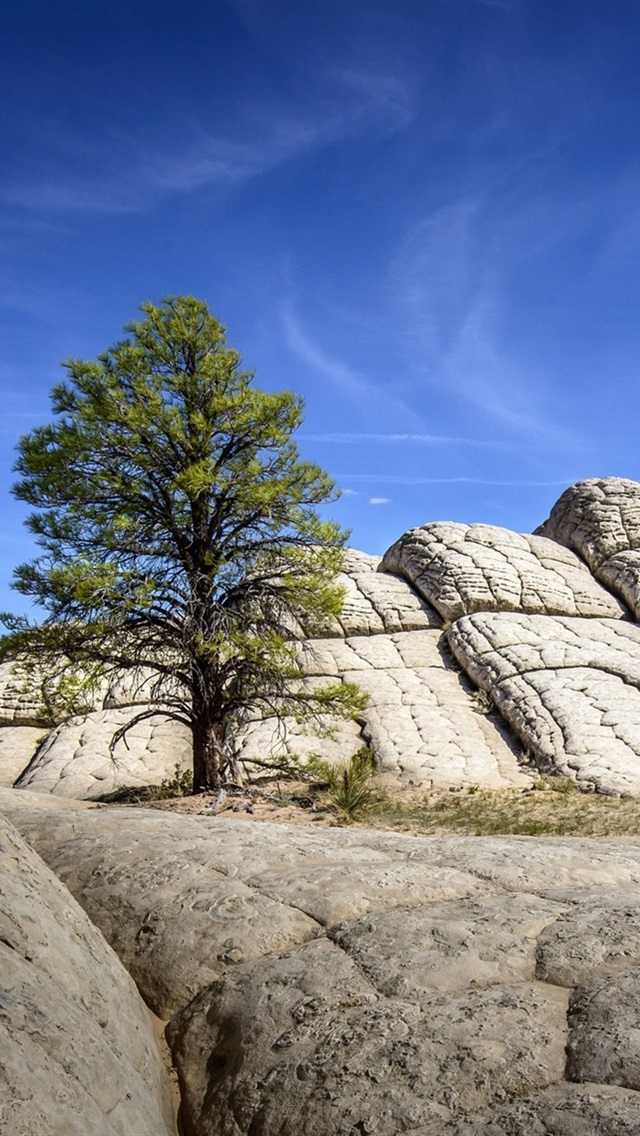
[[192, 708, 227, 792]]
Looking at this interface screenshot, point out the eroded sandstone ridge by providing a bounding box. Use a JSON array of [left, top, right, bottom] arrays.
[[537, 476, 640, 618], [4, 790, 640, 1135], [5, 476, 640, 797]]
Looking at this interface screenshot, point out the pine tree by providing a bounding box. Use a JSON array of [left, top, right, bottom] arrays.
[[1, 297, 361, 791]]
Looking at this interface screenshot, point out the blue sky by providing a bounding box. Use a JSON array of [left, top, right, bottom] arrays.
[[2, 0, 640, 613]]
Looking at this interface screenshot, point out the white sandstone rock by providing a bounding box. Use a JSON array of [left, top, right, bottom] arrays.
[[6, 804, 640, 1134], [300, 631, 531, 788], [537, 476, 640, 618], [381, 521, 627, 621], [15, 707, 192, 799], [0, 810, 174, 1136], [567, 968, 640, 1090], [0, 660, 49, 726], [168, 942, 569, 1136], [537, 476, 640, 566], [0, 725, 45, 785], [448, 612, 640, 795], [302, 550, 441, 637]]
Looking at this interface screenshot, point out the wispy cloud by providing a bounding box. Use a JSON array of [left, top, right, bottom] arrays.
[[369, 496, 391, 505], [388, 199, 583, 447], [2, 63, 420, 216], [337, 475, 577, 487], [282, 304, 424, 430], [300, 431, 509, 448], [334, 66, 419, 134]]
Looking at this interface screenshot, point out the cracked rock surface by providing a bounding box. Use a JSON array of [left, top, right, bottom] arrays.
[[537, 476, 640, 619], [4, 798, 640, 1135], [448, 612, 640, 795], [1, 804, 488, 1017], [0, 808, 174, 1136], [14, 707, 192, 799], [380, 521, 627, 622], [299, 631, 530, 788], [321, 550, 442, 636], [9, 476, 640, 800], [0, 661, 49, 727]]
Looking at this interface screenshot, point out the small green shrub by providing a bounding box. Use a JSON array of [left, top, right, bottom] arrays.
[[532, 774, 578, 794], [154, 765, 194, 798], [307, 746, 376, 821]]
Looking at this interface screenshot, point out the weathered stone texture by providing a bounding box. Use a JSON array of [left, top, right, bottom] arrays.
[[430, 1083, 640, 1134], [11, 476, 640, 803], [0, 661, 48, 726], [299, 550, 442, 637], [334, 563, 442, 635], [2, 807, 488, 1016], [236, 711, 363, 767], [537, 476, 640, 618], [0, 810, 174, 1136], [6, 802, 640, 1135], [15, 707, 192, 799], [300, 630, 530, 788], [448, 612, 640, 795], [567, 969, 640, 1090], [0, 725, 44, 786], [329, 892, 566, 999], [381, 521, 627, 621], [536, 902, 640, 987], [169, 945, 568, 1136], [537, 476, 640, 567]]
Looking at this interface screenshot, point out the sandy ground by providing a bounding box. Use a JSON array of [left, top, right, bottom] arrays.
[[135, 778, 350, 826]]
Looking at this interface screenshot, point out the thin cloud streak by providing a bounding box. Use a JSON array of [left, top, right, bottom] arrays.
[[282, 306, 424, 430], [300, 431, 509, 448], [336, 475, 577, 487], [2, 63, 420, 216], [388, 199, 584, 449]]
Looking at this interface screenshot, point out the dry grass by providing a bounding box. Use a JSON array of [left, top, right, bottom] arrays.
[[141, 769, 640, 836], [358, 778, 640, 837]]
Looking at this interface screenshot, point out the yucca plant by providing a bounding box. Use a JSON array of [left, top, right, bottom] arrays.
[[307, 746, 376, 821]]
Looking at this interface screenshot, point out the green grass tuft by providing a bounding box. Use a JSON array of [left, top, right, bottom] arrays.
[[306, 746, 378, 821]]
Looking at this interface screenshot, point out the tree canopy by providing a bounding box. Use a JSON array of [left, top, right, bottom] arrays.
[[1, 296, 362, 790]]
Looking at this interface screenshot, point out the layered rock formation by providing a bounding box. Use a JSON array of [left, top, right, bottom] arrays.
[[4, 790, 640, 1135], [448, 613, 640, 796], [7, 476, 640, 1134], [5, 475, 640, 798], [536, 477, 640, 618], [380, 521, 626, 621], [15, 708, 192, 799]]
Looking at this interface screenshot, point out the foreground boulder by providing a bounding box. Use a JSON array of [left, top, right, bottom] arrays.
[[4, 794, 640, 1134], [0, 807, 174, 1135], [1, 800, 489, 1018]]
